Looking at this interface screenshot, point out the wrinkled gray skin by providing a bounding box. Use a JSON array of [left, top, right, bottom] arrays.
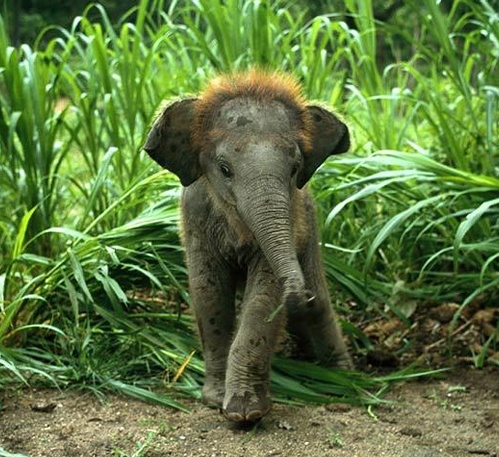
[[144, 95, 352, 424]]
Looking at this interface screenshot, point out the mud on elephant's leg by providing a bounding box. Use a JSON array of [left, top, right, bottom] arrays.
[[189, 265, 236, 408], [223, 260, 285, 423]]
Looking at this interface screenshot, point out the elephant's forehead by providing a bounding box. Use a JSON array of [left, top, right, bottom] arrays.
[[213, 98, 298, 133]]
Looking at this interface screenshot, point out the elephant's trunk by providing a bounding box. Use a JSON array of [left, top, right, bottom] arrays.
[[239, 177, 312, 315]]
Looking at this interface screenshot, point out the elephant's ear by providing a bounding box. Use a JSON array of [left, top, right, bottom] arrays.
[[297, 105, 350, 188], [144, 98, 201, 186]]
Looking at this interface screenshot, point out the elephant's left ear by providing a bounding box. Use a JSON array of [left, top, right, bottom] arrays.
[[297, 105, 350, 188]]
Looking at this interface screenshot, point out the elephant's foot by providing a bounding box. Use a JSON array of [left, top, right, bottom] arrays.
[[317, 349, 354, 370], [202, 381, 225, 409], [222, 386, 271, 423], [312, 339, 354, 370], [292, 341, 353, 370], [335, 352, 354, 370]]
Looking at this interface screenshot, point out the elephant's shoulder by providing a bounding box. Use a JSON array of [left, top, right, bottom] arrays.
[[182, 178, 211, 212], [293, 188, 316, 218], [181, 179, 233, 237]]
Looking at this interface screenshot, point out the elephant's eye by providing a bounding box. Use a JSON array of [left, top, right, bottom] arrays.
[[220, 163, 232, 178]]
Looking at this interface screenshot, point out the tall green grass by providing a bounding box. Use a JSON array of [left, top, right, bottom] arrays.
[[318, 0, 499, 313], [0, 0, 497, 408]]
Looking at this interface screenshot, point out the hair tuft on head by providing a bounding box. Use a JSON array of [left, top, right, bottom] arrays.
[[192, 69, 313, 151]]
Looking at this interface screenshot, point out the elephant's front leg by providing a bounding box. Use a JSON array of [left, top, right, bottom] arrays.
[[188, 253, 236, 408], [223, 258, 285, 423]]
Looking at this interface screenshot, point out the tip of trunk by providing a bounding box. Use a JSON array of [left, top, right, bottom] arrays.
[[281, 277, 315, 315]]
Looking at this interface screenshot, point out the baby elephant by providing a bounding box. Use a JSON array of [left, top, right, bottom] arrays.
[[144, 70, 352, 424]]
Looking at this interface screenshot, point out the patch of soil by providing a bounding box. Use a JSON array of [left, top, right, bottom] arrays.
[[1, 368, 498, 457], [355, 299, 499, 369]]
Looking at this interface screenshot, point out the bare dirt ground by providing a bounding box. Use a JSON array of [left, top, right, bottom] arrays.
[[1, 301, 498, 457], [1, 367, 498, 457]]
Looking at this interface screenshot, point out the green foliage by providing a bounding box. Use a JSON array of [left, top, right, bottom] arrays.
[[0, 15, 68, 257], [0, 0, 497, 408], [318, 0, 499, 312]]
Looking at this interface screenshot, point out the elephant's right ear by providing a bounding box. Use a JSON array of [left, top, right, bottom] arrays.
[[144, 98, 201, 186], [296, 105, 350, 188]]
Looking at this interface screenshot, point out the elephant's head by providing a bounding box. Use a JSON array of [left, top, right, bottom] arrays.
[[144, 71, 349, 313]]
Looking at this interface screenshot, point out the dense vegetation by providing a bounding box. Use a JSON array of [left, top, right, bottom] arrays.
[[0, 0, 497, 406]]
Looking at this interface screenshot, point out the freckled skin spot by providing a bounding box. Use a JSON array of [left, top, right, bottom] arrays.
[[236, 116, 253, 127]]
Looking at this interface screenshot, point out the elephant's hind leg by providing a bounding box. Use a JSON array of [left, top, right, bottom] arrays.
[[188, 256, 236, 408], [289, 245, 352, 369]]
